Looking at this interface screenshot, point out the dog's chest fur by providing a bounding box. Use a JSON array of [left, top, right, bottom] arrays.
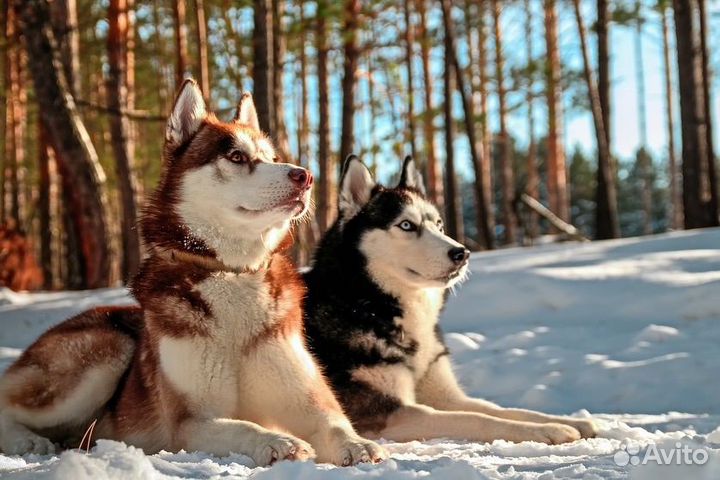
[[393, 289, 446, 378], [156, 269, 296, 418]]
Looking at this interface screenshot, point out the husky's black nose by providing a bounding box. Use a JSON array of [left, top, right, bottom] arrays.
[[448, 247, 470, 265], [289, 168, 313, 189]]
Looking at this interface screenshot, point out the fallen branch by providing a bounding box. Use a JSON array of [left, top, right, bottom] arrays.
[[520, 194, 588, 242]]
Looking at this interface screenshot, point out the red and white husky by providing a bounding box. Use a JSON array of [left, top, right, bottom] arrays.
[[0, 80, 385, 466]]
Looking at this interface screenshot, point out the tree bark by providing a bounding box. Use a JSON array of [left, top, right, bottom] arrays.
[[661, 4, 681, 229], [339, 0, 360, 165], [634, 1, 652, 235], [697, 0, 719, 225], [416, 0, 442, 209], [192, 0, 210, 100], [316, 0, 333, 232], [48, 0, 84, 289], [543, 0, 569, 225], [6, 5, 22, 226], [0, 0, 6, 223], [491, 0, 516, 244], [673, 0, 718, 228], [107, 0, 140, 282], [571, 0, 619, 239], [403, 0, 417, 159], [477, 0, 494, 237], [14, 0, 110, 288], [39, 121, 52, 289], [597, 0, 610, 148], [172, 0, 188, 90], [524, 0, 539, 240], [298, 1, 309, 168], [271, 0, 291, 161], [252, 0, 273, 134], [442, 2, 463, 243]]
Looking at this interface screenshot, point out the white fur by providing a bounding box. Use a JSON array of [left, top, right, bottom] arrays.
[[158, 272, 273, 417], [166, 81, 206, 146], [156, 271, 383, 464], [360, 194, 467, 291], [339, 158, 375, 222], [177, 159, 309, 270], [0, 413, 55, 455]]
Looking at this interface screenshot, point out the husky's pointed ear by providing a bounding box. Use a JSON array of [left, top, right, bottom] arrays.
[[398, 155, 427, 195], [339, 154, 375, 220], [234, 93, 260, 130], [166, 78, 207, 148]]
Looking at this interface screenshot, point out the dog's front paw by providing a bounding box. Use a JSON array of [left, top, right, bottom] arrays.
[[332, 437, 387, 466], [1, 432, 56, 455], [565, 418, 597, 439], [525, 423, 581, 445], [251, 433, 315, 466]]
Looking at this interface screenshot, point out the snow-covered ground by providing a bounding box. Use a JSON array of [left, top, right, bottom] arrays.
[[1, 228, 720, 479]]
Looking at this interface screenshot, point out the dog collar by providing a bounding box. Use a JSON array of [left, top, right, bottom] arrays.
[[156, 248, 270, 275]]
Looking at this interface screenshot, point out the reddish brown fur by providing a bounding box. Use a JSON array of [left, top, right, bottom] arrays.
[[3, 306, 141, 410]]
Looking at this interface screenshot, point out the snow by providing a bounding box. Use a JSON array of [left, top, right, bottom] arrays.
[[1, 228, 720, 479]]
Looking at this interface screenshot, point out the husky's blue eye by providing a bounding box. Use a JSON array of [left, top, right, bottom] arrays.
[[398, 220, 417, 232]]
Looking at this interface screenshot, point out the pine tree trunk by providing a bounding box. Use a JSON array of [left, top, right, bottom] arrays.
[[416, 0, 442, 209], [697, 0, 719, 225], [339, 0, 360, 165], [15, 0, 110, 288], [403, 0, 417, 159], [315, 0, 333, 232], [38, 121, 52, 289], [252, 0, 273, 134], [271, 0, 291, 161], [48, 0, 84, 289], [172, 0, 189, 90], [6, 5, 22, 226], [491, 0, 516, 245], [597, 0, 610, 148], [673, 0, 717, 228], [107, 0, 140, 282], [440, 0, 491, 249], [571, 0, 619, 239], [193, 0, 210, 100], [524, 0, 539, 240], [634, 1, 652, 235], [661, 5, 681, 229], [442, 3, 463, 243], [221, 0, 244, 93], [477, 0, 494, 237], [0, 0, 6, 223], [544, 0, 569, 227]]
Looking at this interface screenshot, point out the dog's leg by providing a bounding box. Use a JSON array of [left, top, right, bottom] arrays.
[[0, 307, 138, 454], [375, 403, 580, 444], [416, 356, 597, 438], [179, 418, 315, 466], [0, 410, 55, 455], [245, 337, 386, 465]]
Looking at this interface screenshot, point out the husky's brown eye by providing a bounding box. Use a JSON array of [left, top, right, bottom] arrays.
[[228, 150, 250, 164], [437, 220, 444, 232]]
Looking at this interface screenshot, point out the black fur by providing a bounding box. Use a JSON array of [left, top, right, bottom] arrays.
[[304, 181, 450, 433]]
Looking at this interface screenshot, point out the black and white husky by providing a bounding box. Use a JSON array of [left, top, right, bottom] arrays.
[[304, 155, 597, 444]]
